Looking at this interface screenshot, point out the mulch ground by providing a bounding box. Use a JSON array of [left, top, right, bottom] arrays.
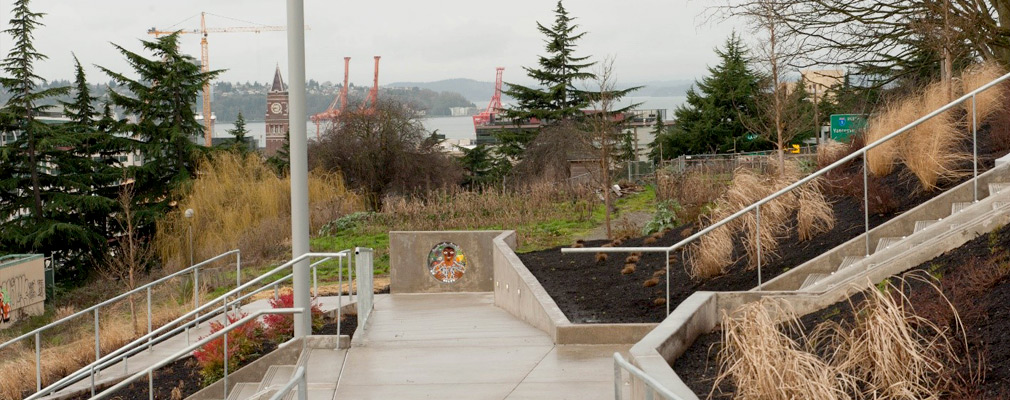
[[674, 220, 1010, 399], [66, 314, 357, 400], [520, 126, 1010, 324]]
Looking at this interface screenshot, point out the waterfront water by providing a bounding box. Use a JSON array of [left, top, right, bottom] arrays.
[[213, 95, 687, 145]]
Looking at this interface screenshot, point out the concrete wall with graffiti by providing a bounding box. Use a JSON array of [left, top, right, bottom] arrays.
[[0, 255, 46, 329]]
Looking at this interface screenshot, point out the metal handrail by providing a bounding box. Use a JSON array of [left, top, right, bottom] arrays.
[[1, 249, 241, 393], [566, 71, 1010, 315], [613, 353, 684, 400], [30, 251, 352, 400], [90, 308, 305, 400], [268, 366, 307, 400]]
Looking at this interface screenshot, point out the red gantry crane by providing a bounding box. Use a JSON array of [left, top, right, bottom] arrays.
[[473, 67, 504, 129], [148, 12, 292, 146], [312, 56, 381, 138]]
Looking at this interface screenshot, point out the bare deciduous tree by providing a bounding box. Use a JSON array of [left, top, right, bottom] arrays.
[[99, 181, 151, 334]]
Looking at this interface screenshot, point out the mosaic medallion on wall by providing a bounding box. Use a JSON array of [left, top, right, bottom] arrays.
[[428, 242, 467, 283]]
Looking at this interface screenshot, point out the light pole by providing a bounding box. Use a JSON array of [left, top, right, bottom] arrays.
[[287, 0, 312, 338]]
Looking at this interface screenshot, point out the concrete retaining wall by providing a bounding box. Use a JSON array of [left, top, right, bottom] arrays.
[[0, 254, 46, 329], [389, 231, 510, 293]]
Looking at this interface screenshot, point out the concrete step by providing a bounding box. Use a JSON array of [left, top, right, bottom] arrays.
[[226, 382, 260, 400], [838, 255, 865, 271], [989, 182, 1010, 195], [302, 348, 345, 384], [799, 273, 829, 290], [951, 201, 974, 215], [914, 220, 939, 233], [875, 237, 905, 253], [995, 201, 1009, 210], [257, 365, 296, 393]]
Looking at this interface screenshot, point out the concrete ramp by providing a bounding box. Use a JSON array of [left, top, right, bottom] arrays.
[[336, 293, 630, 400]]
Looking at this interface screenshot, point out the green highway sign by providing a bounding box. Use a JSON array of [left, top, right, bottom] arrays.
[[830, 114, 867, 142]]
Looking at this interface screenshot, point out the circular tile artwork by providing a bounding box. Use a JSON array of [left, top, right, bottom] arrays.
[[428, 242, 467, 283]]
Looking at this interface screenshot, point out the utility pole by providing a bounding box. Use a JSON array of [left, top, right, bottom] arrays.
[[287, 0, 311, 338], [813, 81, 820, 145]]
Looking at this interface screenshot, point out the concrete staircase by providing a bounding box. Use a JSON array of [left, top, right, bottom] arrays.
[[193, 336, 349, 400], [762, 163, 1010, 293]]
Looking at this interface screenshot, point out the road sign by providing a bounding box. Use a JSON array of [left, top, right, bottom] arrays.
[[830, 114, 867, 142]]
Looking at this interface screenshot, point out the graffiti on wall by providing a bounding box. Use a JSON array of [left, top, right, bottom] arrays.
[[0, 274, 44, 323]]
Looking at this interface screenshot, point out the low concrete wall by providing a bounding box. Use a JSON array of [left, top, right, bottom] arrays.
[[0, 254, 46, 329], [389, 231, 509, 294], [491, 232, 659, 344]]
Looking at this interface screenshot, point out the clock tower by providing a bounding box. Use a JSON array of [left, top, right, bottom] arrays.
[[265, 65, 289, 156]]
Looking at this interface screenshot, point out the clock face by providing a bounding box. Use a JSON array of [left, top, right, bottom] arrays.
[[271, 103, 282, 114]]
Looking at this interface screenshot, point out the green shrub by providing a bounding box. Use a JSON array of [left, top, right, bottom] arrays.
[[642, 200, 683, 235]]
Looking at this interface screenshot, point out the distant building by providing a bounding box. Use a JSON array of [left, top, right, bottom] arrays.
[[449, 107, 477, 117], [801, 69, 845, 101], [265, 65, 289, 157]]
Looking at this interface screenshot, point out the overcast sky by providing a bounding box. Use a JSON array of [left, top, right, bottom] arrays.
[[4, 0, 741, 87]]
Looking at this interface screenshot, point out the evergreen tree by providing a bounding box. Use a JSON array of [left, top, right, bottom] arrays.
[[669, 33, 766, 156], [502, 0, 597, 123], [268, 130, 290, 174], [457, 144, 508, 188], [647, 114, 667, 162], [99, 32, 222, 228], [224, 111, 251, 155], [0, 1, 116, 274]]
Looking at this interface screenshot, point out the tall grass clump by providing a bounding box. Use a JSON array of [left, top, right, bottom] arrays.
[[716, 278, 964, 399], [155, 153, 363, 269], [686, 160, 834, 278], [900, 82, 969, 190], [961, 61, 1006, 123], [865, 99, 918, 177], [714, 299, 852, 400]]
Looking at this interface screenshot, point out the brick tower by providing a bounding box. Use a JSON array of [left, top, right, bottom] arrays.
[[265, 65, 289, 156]]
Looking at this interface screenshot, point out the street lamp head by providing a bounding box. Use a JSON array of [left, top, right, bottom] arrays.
[[184, 209, 194, 219]]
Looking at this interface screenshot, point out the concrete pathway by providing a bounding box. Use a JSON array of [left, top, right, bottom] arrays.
[[336, 293, 631, 400]]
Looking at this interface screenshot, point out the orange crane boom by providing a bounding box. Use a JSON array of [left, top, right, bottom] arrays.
[[148, 12, 288, 146]]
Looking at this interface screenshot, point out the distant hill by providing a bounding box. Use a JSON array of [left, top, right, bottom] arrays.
[[386, 78, 499, 104]]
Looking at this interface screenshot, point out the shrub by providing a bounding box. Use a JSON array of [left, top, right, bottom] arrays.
[[262, 291, 325, 342], [192, 312, 264, 385], [318, 211, 376, 236], [900, 82, 968, 190], [865, 99, 918, 177], [642, 200, 683, 236]]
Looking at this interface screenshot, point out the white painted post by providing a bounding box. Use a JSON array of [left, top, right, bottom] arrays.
[[287, 0, 311, 338]]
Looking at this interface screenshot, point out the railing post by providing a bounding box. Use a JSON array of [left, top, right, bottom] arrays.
[[756, 205, 762, 290], [94, 307, 101, 363], [148, 369, 154, 400], [973, 93, 979, 202], [236, 251, 242, 290], [193, 266, 200, 319], [863, 155, 870, 256], [298, 369, 308, 400], [35, 332, 41, 392], [147, 286, 152, 351], [223, 309, 230, 399], [313, 265, 318, 297], [337, 256, 343, 338], [613, 356, 623, 400], [664, 249, 671, 316]]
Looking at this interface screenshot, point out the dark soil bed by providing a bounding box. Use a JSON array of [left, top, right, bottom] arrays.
[[675, 222, 1010, 398], [521, 127, 1010, 324], [66, 314, 356, 400]]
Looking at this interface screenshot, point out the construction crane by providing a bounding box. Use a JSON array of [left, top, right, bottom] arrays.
[[473, 67, 504, 129], [148, 12, 287, 146], [312, 56, 381, 138], [311, 57, 351, 138]]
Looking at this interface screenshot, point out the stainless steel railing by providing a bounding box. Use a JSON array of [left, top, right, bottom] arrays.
[[0, 249, 241, 394], [268, 366, 307, 400], [613, 353, 683, 400], [28, 250, 356, 400], [90, 307, 305, 400], [565, 72, 1010, 316]]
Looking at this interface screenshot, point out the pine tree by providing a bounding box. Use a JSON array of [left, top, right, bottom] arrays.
[[647, 114, 667, 162], [268, 130, 290, 174], [502, 0, 597, 123], [670, 33, 766, 155], [99, 32, 222, 227], [0, 1, 117, 274], [224, 111, 251, 155]]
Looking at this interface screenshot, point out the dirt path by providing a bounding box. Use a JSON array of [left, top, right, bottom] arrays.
[[581, 211, 654, 241]]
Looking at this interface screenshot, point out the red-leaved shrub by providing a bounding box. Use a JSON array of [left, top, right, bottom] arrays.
[[262, 291, 325, 342], [192, 312, 264, 384]]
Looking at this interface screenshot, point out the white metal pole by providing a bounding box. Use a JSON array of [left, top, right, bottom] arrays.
[[287, 0, 311, 338]]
